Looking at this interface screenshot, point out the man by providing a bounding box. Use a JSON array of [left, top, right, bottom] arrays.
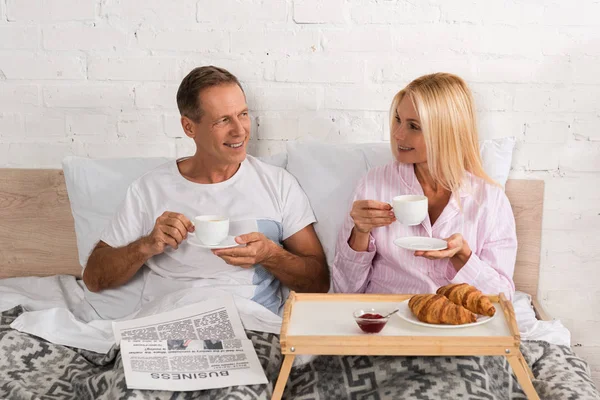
[[83, 66, 329, 315]]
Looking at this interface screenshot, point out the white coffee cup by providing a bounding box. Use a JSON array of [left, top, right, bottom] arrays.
[[392, 195, 428, 226], [193, 215, 229, 245]]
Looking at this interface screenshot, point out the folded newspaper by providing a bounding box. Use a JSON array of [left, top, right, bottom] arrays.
[[112, 296, 268, 391]]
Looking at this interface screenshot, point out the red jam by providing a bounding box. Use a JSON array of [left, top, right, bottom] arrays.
[[356, 313, 387, 333]]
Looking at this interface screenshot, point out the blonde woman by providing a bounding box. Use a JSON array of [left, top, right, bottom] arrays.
[[332, 73, 517, 299]]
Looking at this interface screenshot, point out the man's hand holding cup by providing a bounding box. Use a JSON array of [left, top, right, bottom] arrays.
[[141, 211, 195, 256]]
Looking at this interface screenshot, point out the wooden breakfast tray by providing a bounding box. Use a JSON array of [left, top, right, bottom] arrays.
[[272, 292, 539, 400]]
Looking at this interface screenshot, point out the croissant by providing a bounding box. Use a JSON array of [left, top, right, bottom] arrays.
[[436, 283, 496, 317], [408, 294, 477, 325]]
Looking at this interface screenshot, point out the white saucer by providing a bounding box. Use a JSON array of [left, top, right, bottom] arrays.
[[187, 235, 240, 249], [393, 237, 448, 251], [397, 299, 495, 329]]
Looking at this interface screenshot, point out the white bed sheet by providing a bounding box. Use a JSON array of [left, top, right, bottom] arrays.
[[1, 275, 283, 354], [0, 275, 570, 355], [0, 275, 84, 313], [513, 291, 571, 346]]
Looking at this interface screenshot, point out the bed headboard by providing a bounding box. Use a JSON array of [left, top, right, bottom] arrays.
[[0, 169, 81, 278], [0, 169, 544, 298], [504, 179, 544, 299]]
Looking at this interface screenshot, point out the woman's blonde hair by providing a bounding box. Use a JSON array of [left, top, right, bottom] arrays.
[[390, 72, 496, 194]]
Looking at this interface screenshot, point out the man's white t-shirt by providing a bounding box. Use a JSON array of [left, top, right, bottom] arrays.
[[100, 155, 316, 315]]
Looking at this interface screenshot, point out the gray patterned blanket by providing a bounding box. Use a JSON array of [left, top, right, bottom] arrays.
[[1, 306, 598, 400]]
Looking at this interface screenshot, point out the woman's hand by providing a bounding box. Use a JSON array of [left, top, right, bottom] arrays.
[[414, 233, 472, 271], [350, 200, 396, 234]]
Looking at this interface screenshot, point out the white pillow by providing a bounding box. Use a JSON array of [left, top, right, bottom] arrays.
[[62, 156, 171, 268], [480, 137, 516, 187], [285, 138, 516, 266]]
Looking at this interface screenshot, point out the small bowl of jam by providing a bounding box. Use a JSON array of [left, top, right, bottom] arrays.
[[353, 308, 392, 334]]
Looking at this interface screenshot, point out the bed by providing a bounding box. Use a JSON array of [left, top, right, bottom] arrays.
[[0, 168, 598, 399]]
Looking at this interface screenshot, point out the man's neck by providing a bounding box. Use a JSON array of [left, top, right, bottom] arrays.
[[178, 155, 241, 184]]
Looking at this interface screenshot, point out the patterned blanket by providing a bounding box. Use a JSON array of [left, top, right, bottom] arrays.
[[1, 306, 598, 400]]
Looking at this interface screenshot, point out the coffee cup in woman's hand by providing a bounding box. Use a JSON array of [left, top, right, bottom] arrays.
[[392, 195, 428, 226], [350, 200, 396, 234]]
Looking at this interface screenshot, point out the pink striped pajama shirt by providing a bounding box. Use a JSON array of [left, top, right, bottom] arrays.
[[332, 161, 517, 300]]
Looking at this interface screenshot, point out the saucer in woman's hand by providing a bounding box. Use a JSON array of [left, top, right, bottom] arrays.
[[187, 235, 240, 249], [393, 237, 448, 251]]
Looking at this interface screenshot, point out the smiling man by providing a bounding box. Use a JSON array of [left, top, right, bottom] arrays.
[[83, 66, 329, 315]]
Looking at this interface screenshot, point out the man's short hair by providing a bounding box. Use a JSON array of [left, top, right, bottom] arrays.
[[176, 66, 244, 122]]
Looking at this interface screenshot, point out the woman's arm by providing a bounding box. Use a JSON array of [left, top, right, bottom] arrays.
[[332, 211, 377, 293], [415, 190, 517, 299], [447, 191, 517, 299], [331, 177, 395, 294]]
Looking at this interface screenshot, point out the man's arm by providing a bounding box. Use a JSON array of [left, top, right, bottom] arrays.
[[265, 224, 330, 293], [212, 224, 330, 293], [83, 239, 152, 292], [83, 212, 194, 292]]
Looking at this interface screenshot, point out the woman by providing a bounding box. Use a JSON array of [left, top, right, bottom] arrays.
[[332, 73, 517, 299]]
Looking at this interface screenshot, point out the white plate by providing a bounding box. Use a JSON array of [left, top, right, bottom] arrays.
[[187, 235, 240, 249], [397, 299, 495, 329], [393, 237, 448, 251]]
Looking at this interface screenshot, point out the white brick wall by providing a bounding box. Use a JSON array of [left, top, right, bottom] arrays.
[[163, 114, 185, 138], [43, 84, 134, 109], [293, 0, 348, 24], [256, 114, 299, 140], [324, 86, 395, 111], [198, 0, 287, 24], [87, 56, 179, 81], [0, 53, 85, 79], [275, 57, 364, 83], [180, 57, 273, 82], [134, 84, 179, 109], [67, 113, 114, 137], [136, 29, 228, 53], [0, 83, 39, 110], [573, 117, 600, 141], [117, 112, 162, 138], [102, 0, 197, 26], [43, 24, 129, 51], [0, 26, 38, 49], [24, 111, 65, 138], [1, 0, 599, 386], [0, 113, 24, 137], [322, 27, 393, 53], [439, 0, 544, 25], [350, 1, 439, 24], [231, 29, 319, 55], [7, 0, 96, 22], [246, 86, 322, 110]]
